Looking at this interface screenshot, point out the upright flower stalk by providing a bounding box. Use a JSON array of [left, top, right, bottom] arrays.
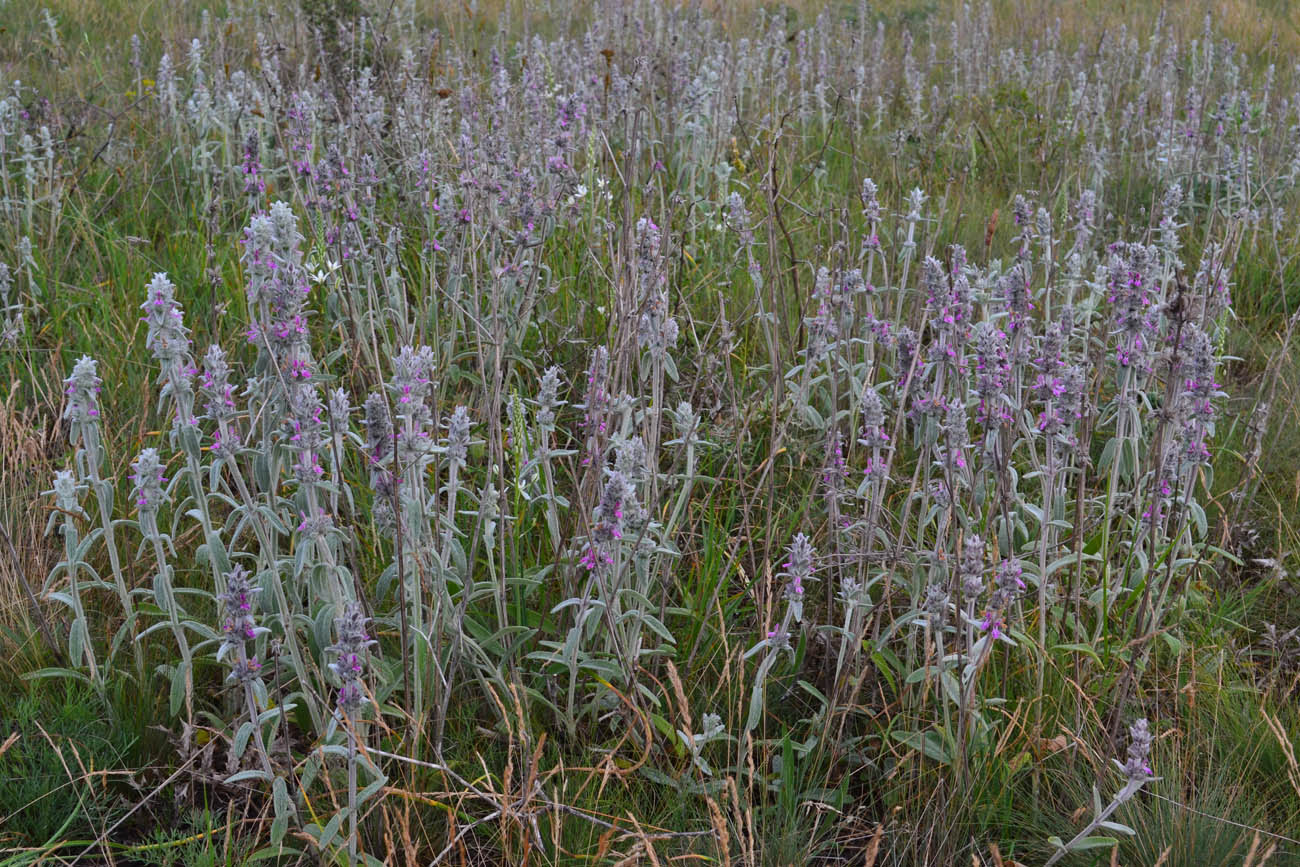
[[63, 356, 142, 675], [329, 602, 375, 867], [133, 447, 194, 720], [217, 565, 274, 776], [142, 272, 227, 598], [45, 470, 100, 683]]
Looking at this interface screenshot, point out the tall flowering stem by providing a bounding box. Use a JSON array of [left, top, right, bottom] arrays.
[[328, 602, 375, 866], [217, 566, 274, 776], [534, 366, 567, 555], [134, 447, 194, 721], [45, 470, 100, 683], [383, 347, 436, 729], [743, 534, 816, 737], [431, 404, 471, 751], [63, 356, 142, 675], [142, 273, 226, 598], [1044, 719, 1155, 866]]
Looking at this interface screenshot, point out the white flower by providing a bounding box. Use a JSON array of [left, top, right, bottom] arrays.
[[307, 258, 341, 285]]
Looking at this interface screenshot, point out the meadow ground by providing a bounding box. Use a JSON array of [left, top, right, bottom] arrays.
[[2, 1, 1300, 864]]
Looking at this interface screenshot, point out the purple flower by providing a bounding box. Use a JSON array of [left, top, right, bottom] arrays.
[[999, 262, 1034, 330], [726, 192, 754, 247], [973, 322, 1012, 425], [217, 565, 268, 684], [141, 273, 191, 367], [328, 601, 376, 714], [297, 508, 334, 541], [241, 129, 266, 195], [805, 267, 840, 363], [981, 558, 1025, 638], [1174, 325, 1219, 468], [286, 383, 328, 483], [328, 388, 351, 435], [1107, 242, 1160, 371], [858, 387, 890, 450], [242, 203, 312, 372], [63, 356, 103, 433], [536, 366, 563, 430], [781, 534, 816, 621], [1121, 718, 1154, 781], [860, 177, 881, 224], [363, 392, 393, 463], [822, 430, 848, 505], [924, 253, 972, 354], [766, 624, 791, 651], [941, 399, 971, 474], [894, 325, 919, 379], [131, 448, 167, 514], [579, 347, 610, 463], [388, 345, 436, 465], [593, 470, 637, 545], [50, 469, 84, 517], [635, 217, 676, 358], [444, 405, 471, 467], [959, 535, 984, 598], [923, 583, 949, 628], [199, 345, 241, 456]]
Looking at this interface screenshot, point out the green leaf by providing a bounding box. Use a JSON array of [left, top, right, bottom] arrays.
[[650, 712, 677, 750], [207, 531, 231, 574], [169, 661, 188, 718], [69, 617, 87, 668], [270, 812, 289, 846], [46, 590, 75, 609], [940, 671, 962, 708], [871, 647, 904, 695], [1160, 632, 1184, 655], [890, 729, 952, 765], [355, 775, 388, 806], [273, 775, 292, 820], [1069, 835, 1119, 851], [796, 679, 828, 707], [904, 664, 941, 684], [639, 766, 682, 790], [247, 845, 304, 862], [301, 753, 322, 791], [234, 721, 254, 759], [21, 667, 91, 685], [1052, 643, 1102, 665], [1046, 552, 1098, 578], [745, 679, 767, 733], [318, 811, 344, 850], [226, 769, 273, 785]]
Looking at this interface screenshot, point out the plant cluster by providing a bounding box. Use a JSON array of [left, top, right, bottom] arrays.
[[3, 1, 1300, 863]]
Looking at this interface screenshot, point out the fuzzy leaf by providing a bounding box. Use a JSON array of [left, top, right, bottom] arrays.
[[234, 720, 254, 759], [169, 661, 188, 718], [317, 811, 344, 850], [1068, 835, 1119, 851]]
